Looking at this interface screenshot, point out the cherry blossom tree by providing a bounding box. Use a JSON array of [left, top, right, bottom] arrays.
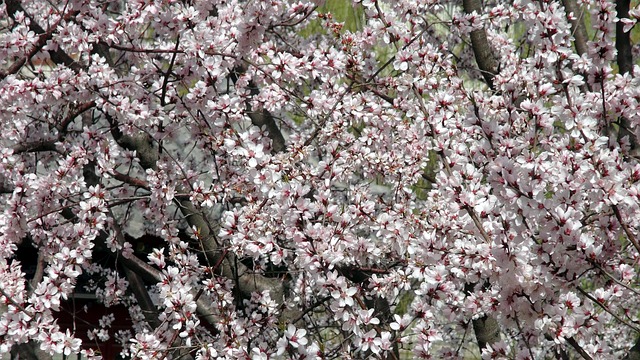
[[2, 0, 640, 358]]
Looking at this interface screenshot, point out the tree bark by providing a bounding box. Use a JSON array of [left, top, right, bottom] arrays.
[[472, 314, 501, 351], [616, 0, 633, 75], [9, 341, 53, 360], [562, 0, 589, 56], [624, 339, 640, 360], [460, 0, 503, 349], [4, 0, 82, 74], [231, 65, 287, 153], [614, 0, 639, 157], [107, 126, 287, 305], [462, 0, 498, 89]]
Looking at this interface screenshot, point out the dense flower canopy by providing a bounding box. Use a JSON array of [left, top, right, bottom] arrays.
[[1, 0, 640, 359]]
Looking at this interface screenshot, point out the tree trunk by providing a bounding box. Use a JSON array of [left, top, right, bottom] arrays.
[[472, 314, 501, 351], [462, 0, 498, 89], [10, 341, 53, 360]]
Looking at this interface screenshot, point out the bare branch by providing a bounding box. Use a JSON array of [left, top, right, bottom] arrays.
[[0, 183, 15, 194], [472, 315, 501, 351], [10, 341, 52, 360], [612, 205, 640, 256], [105, 113, 287, 305], [231, 65, 287, 153], [577, 286, 640, 333], [111, 171, 150, 189], [562, 0, 589, 56], [11, 139, 58, 154], [109, 209, 162, 329], [104, 42, 186, 54], [462, 0, 498, 89], [623, 340, 640, 360], [616, 0, 633, 75], [566, 337, 595, 360], [29, 252, 46, 294], [3, 0, 82, 76]]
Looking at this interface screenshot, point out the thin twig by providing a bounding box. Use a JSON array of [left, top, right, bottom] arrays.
[[612, 205, 640, 255], [577, 286, 640, 333], [566, 336, 594, 360]]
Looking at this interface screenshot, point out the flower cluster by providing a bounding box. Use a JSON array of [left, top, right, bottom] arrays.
[[2, 0, 640, 358]]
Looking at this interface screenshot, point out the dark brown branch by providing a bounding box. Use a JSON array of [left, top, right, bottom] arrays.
[[612, 205, 640, 256], [338, 265, 400, 359], [0, 40, 40, 80], [4, 0, 82, 76], [29, 252, 46, 294], [79, 156, 162, 329], [624, 339, 640, 360], [112, 171, 150, 189], [11, 139, 58, 154], [118, 248, 163, 283], [613, 0, 639, 158], [616, 0, 633, 75], [0, 183, 15, 194], [246, 108, 287, 153], [577, 286, 640, 333], [562, 0, 589, 56], [10, 341, 52, 360], [103, 42, 186, 54], [110, 212, 162, 328], [105, 112, 287, 305], [11, 101, 95, 154], [176, 197, 286, 301], [456, 19, 503, 350], [472, 314, 501, 351], [107, 121, 160, 170], [58, 101, 96, 133], [231, 65, 287, 153], [566, 337, 594, 360], [462, 0, 498, 89], [117, 239, 222, 331], [160, 35, 181, 107]]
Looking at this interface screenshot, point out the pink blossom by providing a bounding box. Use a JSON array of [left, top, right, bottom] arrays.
[[1, 0, 640, 358]]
